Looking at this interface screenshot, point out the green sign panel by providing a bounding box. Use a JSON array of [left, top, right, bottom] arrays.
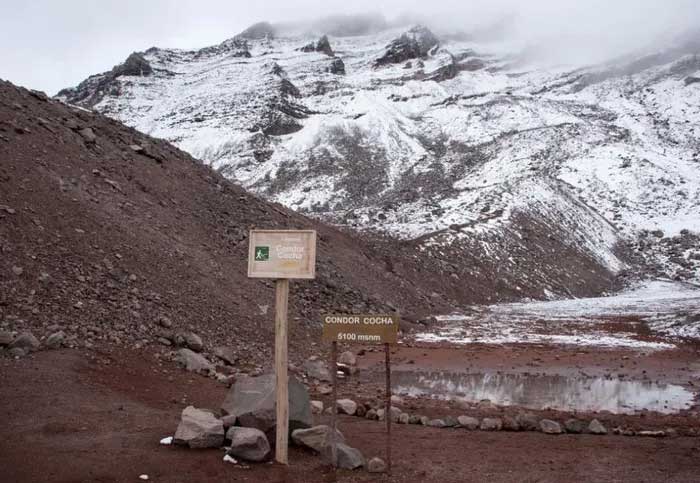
[[254, 246, 270, 261]]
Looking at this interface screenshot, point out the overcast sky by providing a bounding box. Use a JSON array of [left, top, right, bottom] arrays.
[[1, 0, 698, 95]]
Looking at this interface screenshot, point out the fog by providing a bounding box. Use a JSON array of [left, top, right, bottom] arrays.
[[0, 0, 698, 94]]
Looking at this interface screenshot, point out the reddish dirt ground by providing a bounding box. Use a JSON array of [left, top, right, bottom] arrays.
[[2, 348, 700, 483]]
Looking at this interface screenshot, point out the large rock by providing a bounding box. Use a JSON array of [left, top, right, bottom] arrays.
[[457, 416, 479, 430], [45, 331, 65, 350], [221, 374, 311, 439], [564, 418, 586, 434], [588, 419, 608, 435], [540, 419, 563, 435], [213, 346, 237, 365], [9, 332, 40, 352], [516, 412, 540, 431], [226, 427, 270, 462], [176, 348, 214, 374], [375, 25, 439, 66], [292, 425, 345, 452], [173, 406, 224, 448], [323, 443, 365, 470], [303, 359, 332, 382], [328, 58, 346, 75], [183, 332, 203, 352], [336, 399, 357, 415], [480, 418, 503, 431]]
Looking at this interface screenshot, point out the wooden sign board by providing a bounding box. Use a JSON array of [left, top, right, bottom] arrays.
[[248, 230, 317, 279], [322, 314, 399, 344]]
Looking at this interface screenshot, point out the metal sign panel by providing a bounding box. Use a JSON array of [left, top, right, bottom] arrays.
[[322, 314, 399, 344], [248, 230, 317, 279]]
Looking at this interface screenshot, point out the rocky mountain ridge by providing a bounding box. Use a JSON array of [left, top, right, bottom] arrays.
[[56, 21, 700, 296]]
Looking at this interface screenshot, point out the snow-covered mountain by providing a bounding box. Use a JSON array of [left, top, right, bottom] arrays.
[[57, 18, 700, 297]]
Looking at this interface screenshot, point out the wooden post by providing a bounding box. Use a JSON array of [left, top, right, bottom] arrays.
[[330, 341, 338, 471], [275, 279, 290, 464], [385, 343, 392, 475]]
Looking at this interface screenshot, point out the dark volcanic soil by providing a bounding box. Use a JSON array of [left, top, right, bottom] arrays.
[[2, 349, 700, 483]]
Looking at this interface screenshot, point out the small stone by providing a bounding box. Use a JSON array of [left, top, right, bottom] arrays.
[[183, 332, 203, 352], [588, 419, 607, 435], [304, 359, 332, 382], [408, 414, 422, 424], [173, 406, 224, 448], [356, 404, 367, 418], [365, 409, 377, 420], [398, 413, 410, 424], [480, 418, 503, 431], [565, 418, 586, 434], [336, 399, 357, 415], [323, 443, 365, 470], [157, 316, 173, 328], [11, 266, 23, 276], [9, 347, 26, 358], [79, 127, 97, 143], [130, 144, 144, 153], [516, 412, 539, 431], [428, 419, 446, 428], [338, 351, 356, 366], [457, 416, 479, 430], [540, 419, 563, 435], [311, 400, 324, 414], [502, 416, 520, 431], [226, 427, 270, 462], [292, 425, 345, 452], [176, 348, 214, 374], [45, 331, 65, 349], [9, 332, 40, 352], [367, 456, 387, 473], [390, 395, 404, 406], [213, 346, 237, 365], [419, 416, 429, 425]]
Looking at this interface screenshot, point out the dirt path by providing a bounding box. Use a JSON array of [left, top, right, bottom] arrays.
[[2, 349, 700, 482]]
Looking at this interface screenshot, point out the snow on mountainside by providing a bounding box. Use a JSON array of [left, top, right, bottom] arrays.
[[56, 19, 700, 298]]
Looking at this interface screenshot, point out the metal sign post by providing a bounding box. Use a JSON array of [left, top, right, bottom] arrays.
[[248, 230, 317, 465], [322, 314, 399, 474]]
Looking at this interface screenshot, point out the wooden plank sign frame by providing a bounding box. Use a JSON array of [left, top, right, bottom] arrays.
[[323, 314, 398, 475], [248, 230, 316, 279], [248, 230, 317, 465]]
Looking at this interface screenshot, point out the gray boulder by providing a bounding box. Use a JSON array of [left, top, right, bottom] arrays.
[[45, 331, 65, 349], [9, 332, 40, 352], [336, 399, 357, 415], [480, 418, 503, 431], [457, 416, 479, 430], [502, 416, 520, 431], [226, 427, 270, 462], [176, 348, 214, 374], [183, 332, 203, 352], [213, 346, 237, 365], [444, 415, 459, 427], [173, 406, 224, 448], [428, 419, 446, 428], [588, 419, 607, 435], [398, 413, 410, 424], [540, 419, 563, 435], [564, 418, 586, 434], [323, 443, 365, 470], [221, 374, 311, 439], [79, 127, 97, 143], [292, 425, 345, 452], [516, 412, 540, 431], [303, 359, 332, 382]]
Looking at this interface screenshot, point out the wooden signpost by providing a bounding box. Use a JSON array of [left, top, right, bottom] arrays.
[[248, 230, 317, 465], [322, 314, 399, 474]]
